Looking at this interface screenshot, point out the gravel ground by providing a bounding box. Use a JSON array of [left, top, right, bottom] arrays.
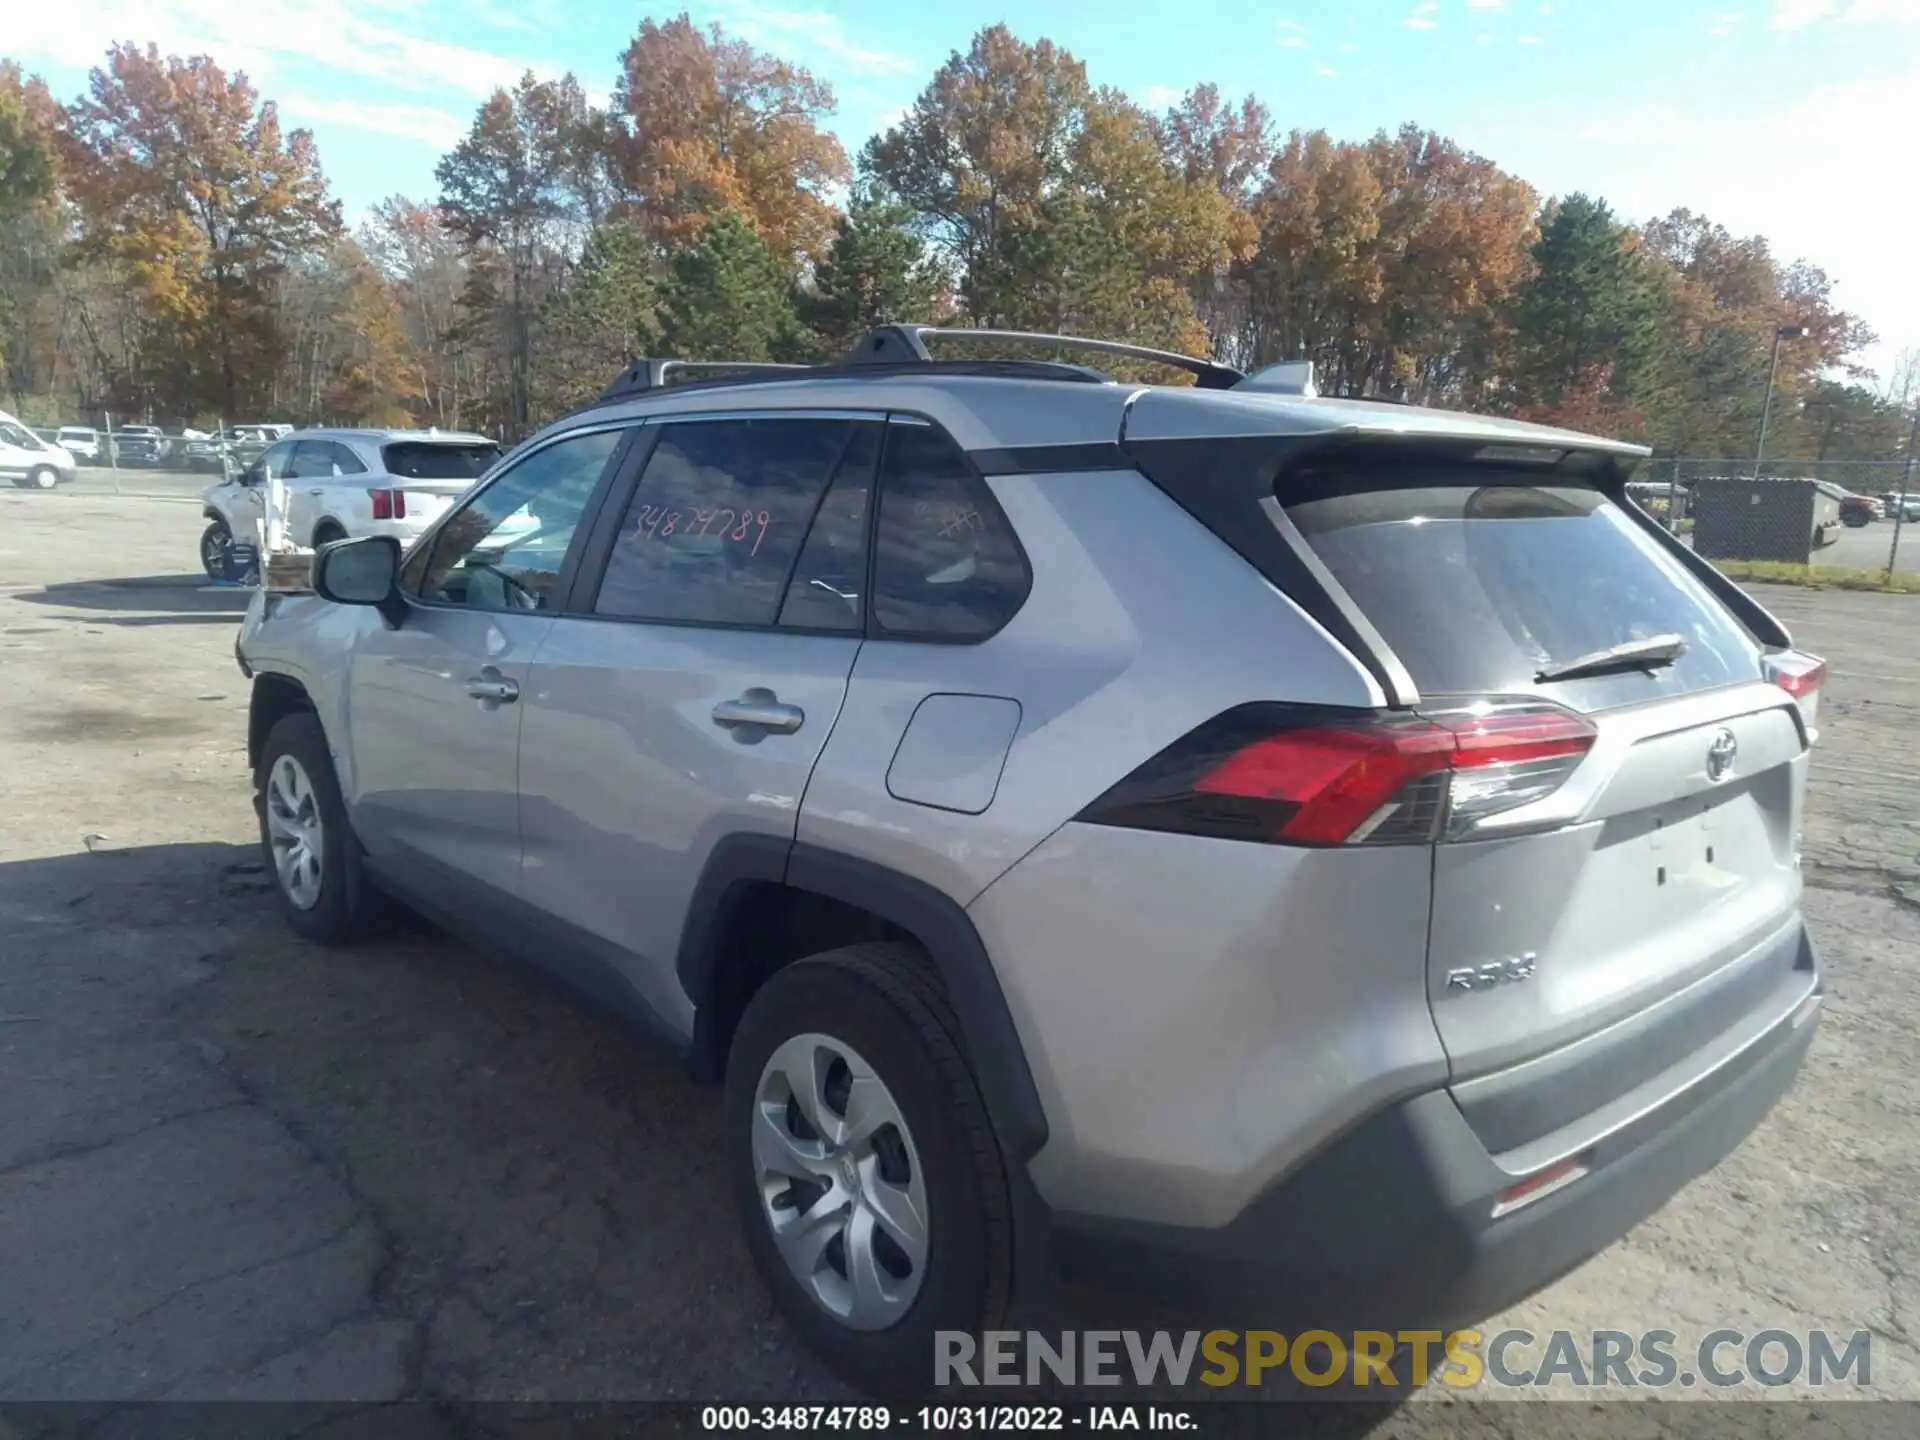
[[0, 489, 1915, 1433]]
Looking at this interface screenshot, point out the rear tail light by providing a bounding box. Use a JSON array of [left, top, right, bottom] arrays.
[[368, 488, 406, 521], [1078, 700, 1597, 847], [1764, 649, 1825, 739]]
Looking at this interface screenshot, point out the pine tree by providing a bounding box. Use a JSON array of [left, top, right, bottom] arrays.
[[1509, 194, 1663, 411], [533, 223, 658, 414], [802, 184, 944, 356], [660, 211, 804, 362]]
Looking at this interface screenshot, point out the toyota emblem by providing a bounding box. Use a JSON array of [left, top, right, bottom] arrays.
[[1706, 727, 1738, 782]]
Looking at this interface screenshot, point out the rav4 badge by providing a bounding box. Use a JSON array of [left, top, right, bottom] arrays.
[[1446, 953, 1539, 992]]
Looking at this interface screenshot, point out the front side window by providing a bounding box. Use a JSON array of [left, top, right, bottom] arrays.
[[412, 427, 624, 612], [593, 418, 860, 626], [871, 423, 1030, 639], [254, 440, 297, 480]]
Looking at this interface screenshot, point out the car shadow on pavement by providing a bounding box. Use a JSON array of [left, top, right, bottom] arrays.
[[0, 842, 1414, 1424], [14, 575, 249, 626]]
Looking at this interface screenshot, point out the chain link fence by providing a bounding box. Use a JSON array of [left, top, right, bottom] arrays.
[[1629, 458, 1918, 574]]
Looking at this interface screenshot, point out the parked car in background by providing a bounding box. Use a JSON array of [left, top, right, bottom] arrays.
[[186, 423, 295, 473], [110, 424, 168, 466], [1839, 494, 1882, 526], [1879, 492, 1920, 523], [56, 426, 103, 464], [0, 412, 78, 488], [199, 427, 501, 577]]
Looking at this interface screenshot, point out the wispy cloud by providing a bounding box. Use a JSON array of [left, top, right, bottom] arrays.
[[1477, 30, 1496, 41], [1518, 32, 1545, 42], [1773, 0, 1841, 25], [1142, 84, 1181, 108], [1403, 1, 1440, 30], [1710, 10, 1744, 34], [1468, 0, 1506, 9], [715, 1, 916, 74], [7, 0, 558, 101], [1281, 34, 1310, 48], [1315, 65, 1337, 76], [281, 93, 469, 148]]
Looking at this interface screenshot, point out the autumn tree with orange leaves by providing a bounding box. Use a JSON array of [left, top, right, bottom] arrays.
[[607, 15, 848, 267], [59, 43, 338, 418], [0, 21, 1900, 464]]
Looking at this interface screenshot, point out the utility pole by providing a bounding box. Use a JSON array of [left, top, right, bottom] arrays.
[[1755, 324, 1810, 479], [1887, 400, 1920, 582]]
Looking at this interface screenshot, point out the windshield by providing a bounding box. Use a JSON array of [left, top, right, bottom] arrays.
[[1285, 467, 1765, 712], [382, 441, 501, 480], [0, 421, 46, 449]]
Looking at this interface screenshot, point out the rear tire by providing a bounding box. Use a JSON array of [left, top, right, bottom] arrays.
[[725, 943, 1013, 1400], [255, 712, 388, 945]]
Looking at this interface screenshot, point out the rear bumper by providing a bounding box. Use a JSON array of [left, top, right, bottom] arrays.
[[1052, 949, 1821, 1331]]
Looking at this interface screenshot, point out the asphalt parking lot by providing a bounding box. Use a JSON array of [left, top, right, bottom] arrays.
[[1, 489, 1917, 1427]]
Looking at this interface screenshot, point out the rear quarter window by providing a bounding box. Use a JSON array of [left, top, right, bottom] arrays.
[[382, 442, 502, 480], [1285, 468, 1765, 712]]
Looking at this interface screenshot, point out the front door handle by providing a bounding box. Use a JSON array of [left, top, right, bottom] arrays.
[[465, 668, 520, 708], [712, 690, 804, 735]]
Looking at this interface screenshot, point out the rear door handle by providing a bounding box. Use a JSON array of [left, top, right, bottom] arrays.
[[465, 668, 520, 707], [712, 691, 804, 734]]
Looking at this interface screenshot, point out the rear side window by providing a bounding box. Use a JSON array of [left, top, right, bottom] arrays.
[[382, 442, 501, 480], [1285, 467, 1764, 711], [872, 423, 1029, 639]]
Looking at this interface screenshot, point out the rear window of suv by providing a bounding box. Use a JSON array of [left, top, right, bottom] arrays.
[[1284, 465, 1765, 712], [382, 442, 501, 480]]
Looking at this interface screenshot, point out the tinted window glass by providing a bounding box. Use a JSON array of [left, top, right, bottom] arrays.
[[256, 440, 297, 479], [414, 428, 622, 612], [285, 441, 333, 479], [871, 424, 1029, 639], [382, 442, 501, 480], [778, 423, 880, 631], [1285, 469, 1764, 712], [331, 441, 368, 475], [594, 419, 853, 626]]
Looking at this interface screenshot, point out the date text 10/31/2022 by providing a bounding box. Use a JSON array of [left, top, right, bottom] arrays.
[[700, 1406, 1197, 1432]]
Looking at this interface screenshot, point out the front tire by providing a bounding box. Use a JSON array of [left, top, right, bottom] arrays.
[[200, 520, 234, 580], [312, 521, 348, 549], [28, 466, 57, 490], [725, 943, 1012, 1399], [255, 712, 388, 944]]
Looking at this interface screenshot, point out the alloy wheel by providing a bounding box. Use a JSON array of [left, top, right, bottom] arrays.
[[265, 754, 325, 910]]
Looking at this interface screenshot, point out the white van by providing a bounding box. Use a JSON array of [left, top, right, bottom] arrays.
[[0, 411, 77, 489]]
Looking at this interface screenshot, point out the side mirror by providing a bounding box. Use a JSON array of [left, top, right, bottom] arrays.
[[313, 535, 407, 628]]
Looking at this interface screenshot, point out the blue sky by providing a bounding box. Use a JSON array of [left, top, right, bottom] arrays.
[[13, 0, 1918, 377]]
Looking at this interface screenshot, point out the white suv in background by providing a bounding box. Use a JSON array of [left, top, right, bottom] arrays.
[[199, 427, 502, 578]]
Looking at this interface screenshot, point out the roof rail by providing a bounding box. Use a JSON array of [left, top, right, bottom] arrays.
[[596, 358, 808, 402], [847, 325, 1246, 391]]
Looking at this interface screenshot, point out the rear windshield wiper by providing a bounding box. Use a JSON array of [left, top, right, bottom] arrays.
[[1535, 633, 1688, 684]]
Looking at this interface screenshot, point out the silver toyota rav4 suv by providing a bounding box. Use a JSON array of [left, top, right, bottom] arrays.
[[236, 327, 1827, 1395]]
